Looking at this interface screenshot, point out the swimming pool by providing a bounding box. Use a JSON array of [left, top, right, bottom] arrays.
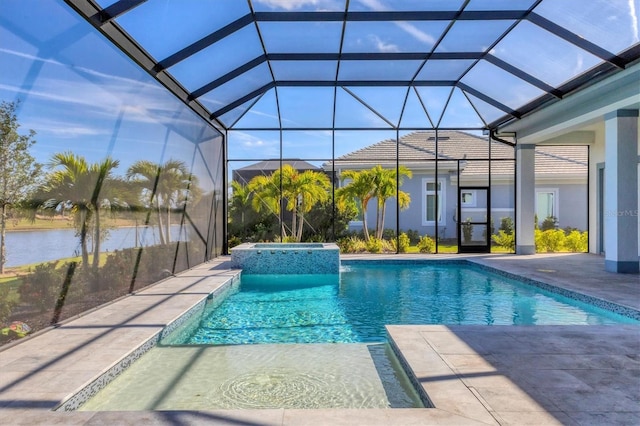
[[77, 260, 639, 411], [171, 261, 638, 346]]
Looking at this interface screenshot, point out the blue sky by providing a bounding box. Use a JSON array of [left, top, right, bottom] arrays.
[[1, 0, 638, 176]]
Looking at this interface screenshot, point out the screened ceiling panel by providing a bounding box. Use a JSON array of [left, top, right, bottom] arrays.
[[465, 0, 539, 10], [232, 89, 280, 129], [415, 87, 455, 127], [339, 60, 423, 81], [348, 0, 465, 12], [335, 89, 394, 129], [198, 63, 273, 111], [492, 20, 603, 87], [342, 21, 449, 53], [461, 60, 547, 110], [277, 87, 335, 128], [251, 0, 347, 12], [435, 20, 515, 53], [416, 59, 476, 80], [534, 0, 640, 55], [439, 88, 485, 128], [345, 86, 408, 126], [167, 26, 264, 92], [115, 0, 250, 60], [259, 21, 343, 53], [270, 60, 337, 81], [65, 0, 640, 132], [399, 89, 432, 128], [466, 93, 512, 125]]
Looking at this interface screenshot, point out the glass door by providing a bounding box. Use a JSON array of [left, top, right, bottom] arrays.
[[458, 187, 490, 253]]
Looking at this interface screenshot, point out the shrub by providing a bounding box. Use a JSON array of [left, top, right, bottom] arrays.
[[337, 236, 366, 253], [499, 217, 514, 235], [405, 229, 420, 244], [491, 230, 515, 251], [535, 229, 565, 252], [396, 232, 410, 253], [18, 262, 66, 313], [228, 236, 242, 248], [540, 216, 558, 231], [382, 229, 396, 240], [417, 235, 435, 253], [565, 230, 588, 252], [0, 285, 17, 325], [366, 237, 383, 253]]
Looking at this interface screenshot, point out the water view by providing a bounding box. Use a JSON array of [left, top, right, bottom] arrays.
[[4, 225, 185, 268]]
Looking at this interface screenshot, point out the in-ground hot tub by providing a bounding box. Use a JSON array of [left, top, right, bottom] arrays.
[[230, 242, 340, 274]]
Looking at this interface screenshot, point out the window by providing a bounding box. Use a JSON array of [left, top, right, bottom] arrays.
[[536, 189, 558, 223], [461, 190, 476, 207], [423, 179, 445, 225]]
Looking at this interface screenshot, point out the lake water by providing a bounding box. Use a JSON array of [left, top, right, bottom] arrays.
[[4, 225, 184, 267]]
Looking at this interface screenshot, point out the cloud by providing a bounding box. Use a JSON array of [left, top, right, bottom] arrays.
[[23, 118, 106, 138], [369, 35, 399, 53], [394, 21, 437, 46], [630, 0, 639, 43], [254, 0, 340, 11]]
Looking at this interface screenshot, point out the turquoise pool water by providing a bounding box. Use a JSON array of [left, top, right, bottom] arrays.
[[183, 262, 639, 345]]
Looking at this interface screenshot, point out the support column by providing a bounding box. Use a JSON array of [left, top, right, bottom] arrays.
[[516, 144, 536, 254], [604, 110, 639, 273]]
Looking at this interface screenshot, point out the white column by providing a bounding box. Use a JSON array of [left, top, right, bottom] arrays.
[[604, 109, 639, 273], [516, 144, 536, 254]]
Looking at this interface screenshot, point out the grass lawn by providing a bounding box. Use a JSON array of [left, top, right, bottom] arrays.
[[5, 216, 137, 232]]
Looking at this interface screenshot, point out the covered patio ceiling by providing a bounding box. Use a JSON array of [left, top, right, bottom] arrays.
[[66, 0, 640, 132]]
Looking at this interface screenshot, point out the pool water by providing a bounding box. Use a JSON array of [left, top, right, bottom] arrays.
[[80, 343, 423, 410], [184, 263, 638, 345]]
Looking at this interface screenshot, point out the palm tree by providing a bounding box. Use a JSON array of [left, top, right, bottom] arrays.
[[287, 168, 330, 241], [370, 165, 412, 239], [156, 160, 196, 243], [248, 165, 331, 242], [247, 171, 287, 240], [229, 180, 252, 228], [41, 153, 120, 269], [126, 159, 195, 244], [336, 169, 375, 242]]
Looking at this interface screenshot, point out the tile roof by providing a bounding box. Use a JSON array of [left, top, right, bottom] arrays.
[[236, 159, 321, 171], [326, 131, 587, 178]]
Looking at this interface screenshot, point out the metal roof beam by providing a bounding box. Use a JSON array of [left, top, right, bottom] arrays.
[[266, 52, 483, 61], [212, 82, 275, 117], [154, 14, 254, 72], [457, 82, 520, 118], [190, 55, 267, 100], [253, 10, 528, 22], [527, 12, 626, 68], [273, 81, 456, 87], [92, 0, 146, 24], [485, 54, 563, 98]]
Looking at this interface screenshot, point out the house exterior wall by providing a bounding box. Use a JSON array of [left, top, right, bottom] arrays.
[[551, 183, 588, 230], [589, 121, 639, 256], [349, 174, 587, 238]]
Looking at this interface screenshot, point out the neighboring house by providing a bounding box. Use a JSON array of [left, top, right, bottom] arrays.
[[233, 159, 323, 185], [324, 131, 588, 240]]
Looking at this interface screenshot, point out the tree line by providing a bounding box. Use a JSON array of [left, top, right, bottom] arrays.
[[229, 163, 412, 244], [0, 100, 200, 274]]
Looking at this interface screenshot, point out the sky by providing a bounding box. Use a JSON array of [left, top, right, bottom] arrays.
[[1, 0, 638, 177]]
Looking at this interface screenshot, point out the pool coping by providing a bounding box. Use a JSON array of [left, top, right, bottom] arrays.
[[1, 254, 639, 425]]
